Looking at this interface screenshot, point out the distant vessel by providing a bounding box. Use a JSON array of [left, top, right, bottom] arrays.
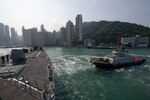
[[90, 44, 146, 69]]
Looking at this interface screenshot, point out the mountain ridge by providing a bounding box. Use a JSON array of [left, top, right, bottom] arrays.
[[83, 20, 150, 43]]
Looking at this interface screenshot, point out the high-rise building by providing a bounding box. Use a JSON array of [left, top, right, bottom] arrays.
[[36, 32, 44, 46], [60, 27, 66, 41], [22, 26, 32, 46], [10, 27, 16, 45], [47, 32, 53, 46], [41, 24, 46, 32], [22, 25, 52, 47], [18, 35, 23, 46], [4, 25, 10, 46], [0, 23, 5, 46], [53, 30, 57, 45], [15, 31, 19, 45], [11, 27, 19, 46], [66, 20, 74, 43], [60, 27, 67, 46], [42, 31, 50, 46], [22, 27, 38, 46], [40, 24, 51, 46], [29, 28, 38, 46], [76, 14, 83, 41]]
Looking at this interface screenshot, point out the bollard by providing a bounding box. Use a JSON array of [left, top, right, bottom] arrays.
[[35, 80, 42, 100], [26, 77, 32, 95], [22, 75, 27, 92]]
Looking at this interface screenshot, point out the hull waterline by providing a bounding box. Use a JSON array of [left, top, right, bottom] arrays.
[[92, 59, 146, 69]]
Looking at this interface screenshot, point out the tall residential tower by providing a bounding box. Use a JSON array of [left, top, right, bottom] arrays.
[[4, 25, 10, 46], [11, 27, 19, 46], [76, 14, 83, 41], [66, 20, 74, 43], [0, 23, 5, 46]]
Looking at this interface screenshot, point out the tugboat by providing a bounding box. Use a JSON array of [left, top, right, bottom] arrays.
[[90, 43, 146, 69]]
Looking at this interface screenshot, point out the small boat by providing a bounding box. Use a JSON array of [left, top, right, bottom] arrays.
[[90, 45, 146, 69]]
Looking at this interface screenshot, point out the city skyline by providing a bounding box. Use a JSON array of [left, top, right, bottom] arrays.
[[22, 15, 83, 47], [0, 0, 150, 35], [0, 23, 20, 46]]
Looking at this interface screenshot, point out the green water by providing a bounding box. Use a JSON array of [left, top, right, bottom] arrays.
[[44, 47, 150, 100]]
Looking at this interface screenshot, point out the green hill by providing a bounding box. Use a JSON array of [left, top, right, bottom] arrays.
[[83, 21, 150, 43]]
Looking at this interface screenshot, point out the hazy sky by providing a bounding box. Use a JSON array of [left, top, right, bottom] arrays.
[[0, 0, 150, 35]]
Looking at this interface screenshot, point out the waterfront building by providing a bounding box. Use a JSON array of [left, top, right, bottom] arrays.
[[43, 31, 50, 46], [18, 35, 23, 46], [10, 27, 15, 45], [22, 27, 32, 46], [41, 24, 47, 32], [4, 25, 10, 46], [0, 23, 5, 46], [60, 27, 66, 41], [36, 32, 44, 46], [53, 30, 57, 45], [40, 24, 48, 46], [56, 31, 61, 40], [10, 27, 19, 46], [75, 14, 83, 41], [121, 35, 149, 48], [84, 39, 95, 47], [48, 32, 53, 46], [66, 20, 74, 45], [40, 24, 53, 46], [22, 25, 53, 47], [60, 27, 67, 45], [29, 28, 38, 46], [23, 27, 39, 47], [51, 30, 61, 46]]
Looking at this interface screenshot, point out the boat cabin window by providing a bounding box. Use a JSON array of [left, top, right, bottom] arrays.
[[112, 51, 128, 58]]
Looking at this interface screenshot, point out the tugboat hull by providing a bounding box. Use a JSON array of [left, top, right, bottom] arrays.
[[90, 45, 146, 69], [92, 59, 145, 69]]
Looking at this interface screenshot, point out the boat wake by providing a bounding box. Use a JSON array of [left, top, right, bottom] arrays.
[[45, 47, 150, 99], [52, 55, 94, 76]]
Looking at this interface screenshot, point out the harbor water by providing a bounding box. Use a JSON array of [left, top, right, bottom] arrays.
[[1, 47, 150, 100], [44, 47, 150, 100], [0, 48, 11, 56]]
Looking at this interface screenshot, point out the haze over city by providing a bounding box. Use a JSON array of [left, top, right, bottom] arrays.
[[0, 0, 150, 35]]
